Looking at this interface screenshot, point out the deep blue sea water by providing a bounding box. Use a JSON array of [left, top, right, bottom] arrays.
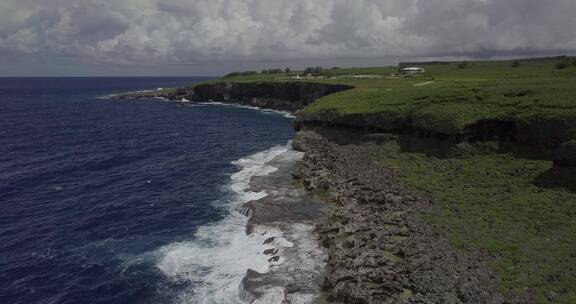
[[0, 78, 295, 304]]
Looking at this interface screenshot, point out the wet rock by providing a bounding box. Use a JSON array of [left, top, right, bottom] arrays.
[[263, 249, 278, 256]]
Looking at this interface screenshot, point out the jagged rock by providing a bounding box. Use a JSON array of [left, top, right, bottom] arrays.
[[114, 81, 353, 112], [263, 248, 278, 255], [554, 140, 576, 167], [292, 130, 529, 304]]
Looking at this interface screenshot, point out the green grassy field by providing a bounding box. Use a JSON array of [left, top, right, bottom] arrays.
[[301, 58, 576, 135], [223, 57, 575, 135], [374, 140, 576, 303]]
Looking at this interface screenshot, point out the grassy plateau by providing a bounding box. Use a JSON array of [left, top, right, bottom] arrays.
[[227, 57, 576, 137], [222, 56, 576, 303]]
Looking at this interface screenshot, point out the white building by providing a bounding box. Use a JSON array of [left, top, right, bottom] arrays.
[[400, 67, 426, 75]]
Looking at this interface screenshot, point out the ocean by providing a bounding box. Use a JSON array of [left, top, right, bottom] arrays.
[[0, 77, 306, 304]]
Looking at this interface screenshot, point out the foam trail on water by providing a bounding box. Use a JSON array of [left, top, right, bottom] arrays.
[[156, 144, 293, 304], [199, 102, 295, 119]]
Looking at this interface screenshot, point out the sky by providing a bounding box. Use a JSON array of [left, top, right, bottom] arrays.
[[0, 0, 575, 76]]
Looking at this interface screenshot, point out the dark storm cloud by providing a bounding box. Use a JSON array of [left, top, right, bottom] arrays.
[[0, 0, 574, 72]]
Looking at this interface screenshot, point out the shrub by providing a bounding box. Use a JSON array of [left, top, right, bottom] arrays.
[[224, 72, 241, 78], [458, 62, 469, 69], [511, 61, 521, 68], [304, 66, 324, 75], [556, 60, 570, 69]]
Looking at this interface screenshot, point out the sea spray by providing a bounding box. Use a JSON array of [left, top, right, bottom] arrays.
[[156, 143, 299, 303]]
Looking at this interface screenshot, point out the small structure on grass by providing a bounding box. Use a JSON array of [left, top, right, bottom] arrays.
[[400, 67, 426, 75]]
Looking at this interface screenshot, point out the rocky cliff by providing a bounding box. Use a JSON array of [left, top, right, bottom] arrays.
[[115, 81, 354, 112], [292, 130, 529, 304], [295, 110, 576, 150], [117, 80, 575, 152], [114, 80, 570, 302]]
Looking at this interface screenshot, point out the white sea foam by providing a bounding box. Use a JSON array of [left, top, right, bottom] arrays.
[[198, 102, 295, 119], [98, 89, 156, 99], [155, 143, 298, 304]]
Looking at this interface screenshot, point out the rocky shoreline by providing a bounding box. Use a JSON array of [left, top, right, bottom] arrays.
[[114, 81, 546, 303], [238, 145, 331, 303], [292, 130, 530, 304], [113, 81, 353, 112]]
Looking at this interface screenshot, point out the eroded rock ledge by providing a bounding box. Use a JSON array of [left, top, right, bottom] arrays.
[[114, 81, 354, 112], [292, 130, 529, 304]]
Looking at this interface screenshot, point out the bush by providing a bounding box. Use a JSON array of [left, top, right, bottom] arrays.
[[261, 69, 283, 74], [224, 72, 241, 78], [225, 71, 260, 77], [304, 66, 324, 75], [556, 60, 570, 69], [457, 62, 469, 69], [511, 61, 521, 68]]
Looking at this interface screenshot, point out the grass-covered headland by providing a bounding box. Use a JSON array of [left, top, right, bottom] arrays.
[[119, 56, 576, 302], [224, 56, 576, 303], [220, 56, 576, 148]]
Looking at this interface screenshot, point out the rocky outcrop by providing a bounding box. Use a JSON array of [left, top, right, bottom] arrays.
[[296, 110, 576, 149], [553, 140, 576, 167], [115, 82, 354, 112], [292, 130, 529, 304]]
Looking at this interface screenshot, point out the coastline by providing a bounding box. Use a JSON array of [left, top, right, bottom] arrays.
[[240, 145, 330, 303], [157, 141, 330, 304], [111, 67, 573, 302], [116, 88, 516, 303], [291, 130, 527, 303]]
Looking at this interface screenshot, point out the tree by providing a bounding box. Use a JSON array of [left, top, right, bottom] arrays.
[[457, 61, 469, 69], [224, 72, 241, 78], [285, 67, 291, 73], [556, 61, 570, 69], [511, 61, 521, 68]]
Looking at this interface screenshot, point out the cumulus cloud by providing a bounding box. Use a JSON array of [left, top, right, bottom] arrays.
[[0, 0, 575, 64]]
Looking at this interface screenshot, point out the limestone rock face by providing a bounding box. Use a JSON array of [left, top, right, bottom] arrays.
[[292, 130, 531, 304], [554, 140, 576, 167], [114, 81, 353, 113]]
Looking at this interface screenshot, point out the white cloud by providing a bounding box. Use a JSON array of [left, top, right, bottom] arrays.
[[0, 0, 575, 64]]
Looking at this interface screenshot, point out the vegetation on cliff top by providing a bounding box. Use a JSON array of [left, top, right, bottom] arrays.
[[118, 57, 576, 302], [224, 56, 576, 137], [375, 140, 576, 303], [222, 57, 576, 302], [304, 57, 576, 135]]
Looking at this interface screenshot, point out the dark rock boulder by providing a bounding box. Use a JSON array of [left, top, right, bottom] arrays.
[[554, 140, 576, 167]]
